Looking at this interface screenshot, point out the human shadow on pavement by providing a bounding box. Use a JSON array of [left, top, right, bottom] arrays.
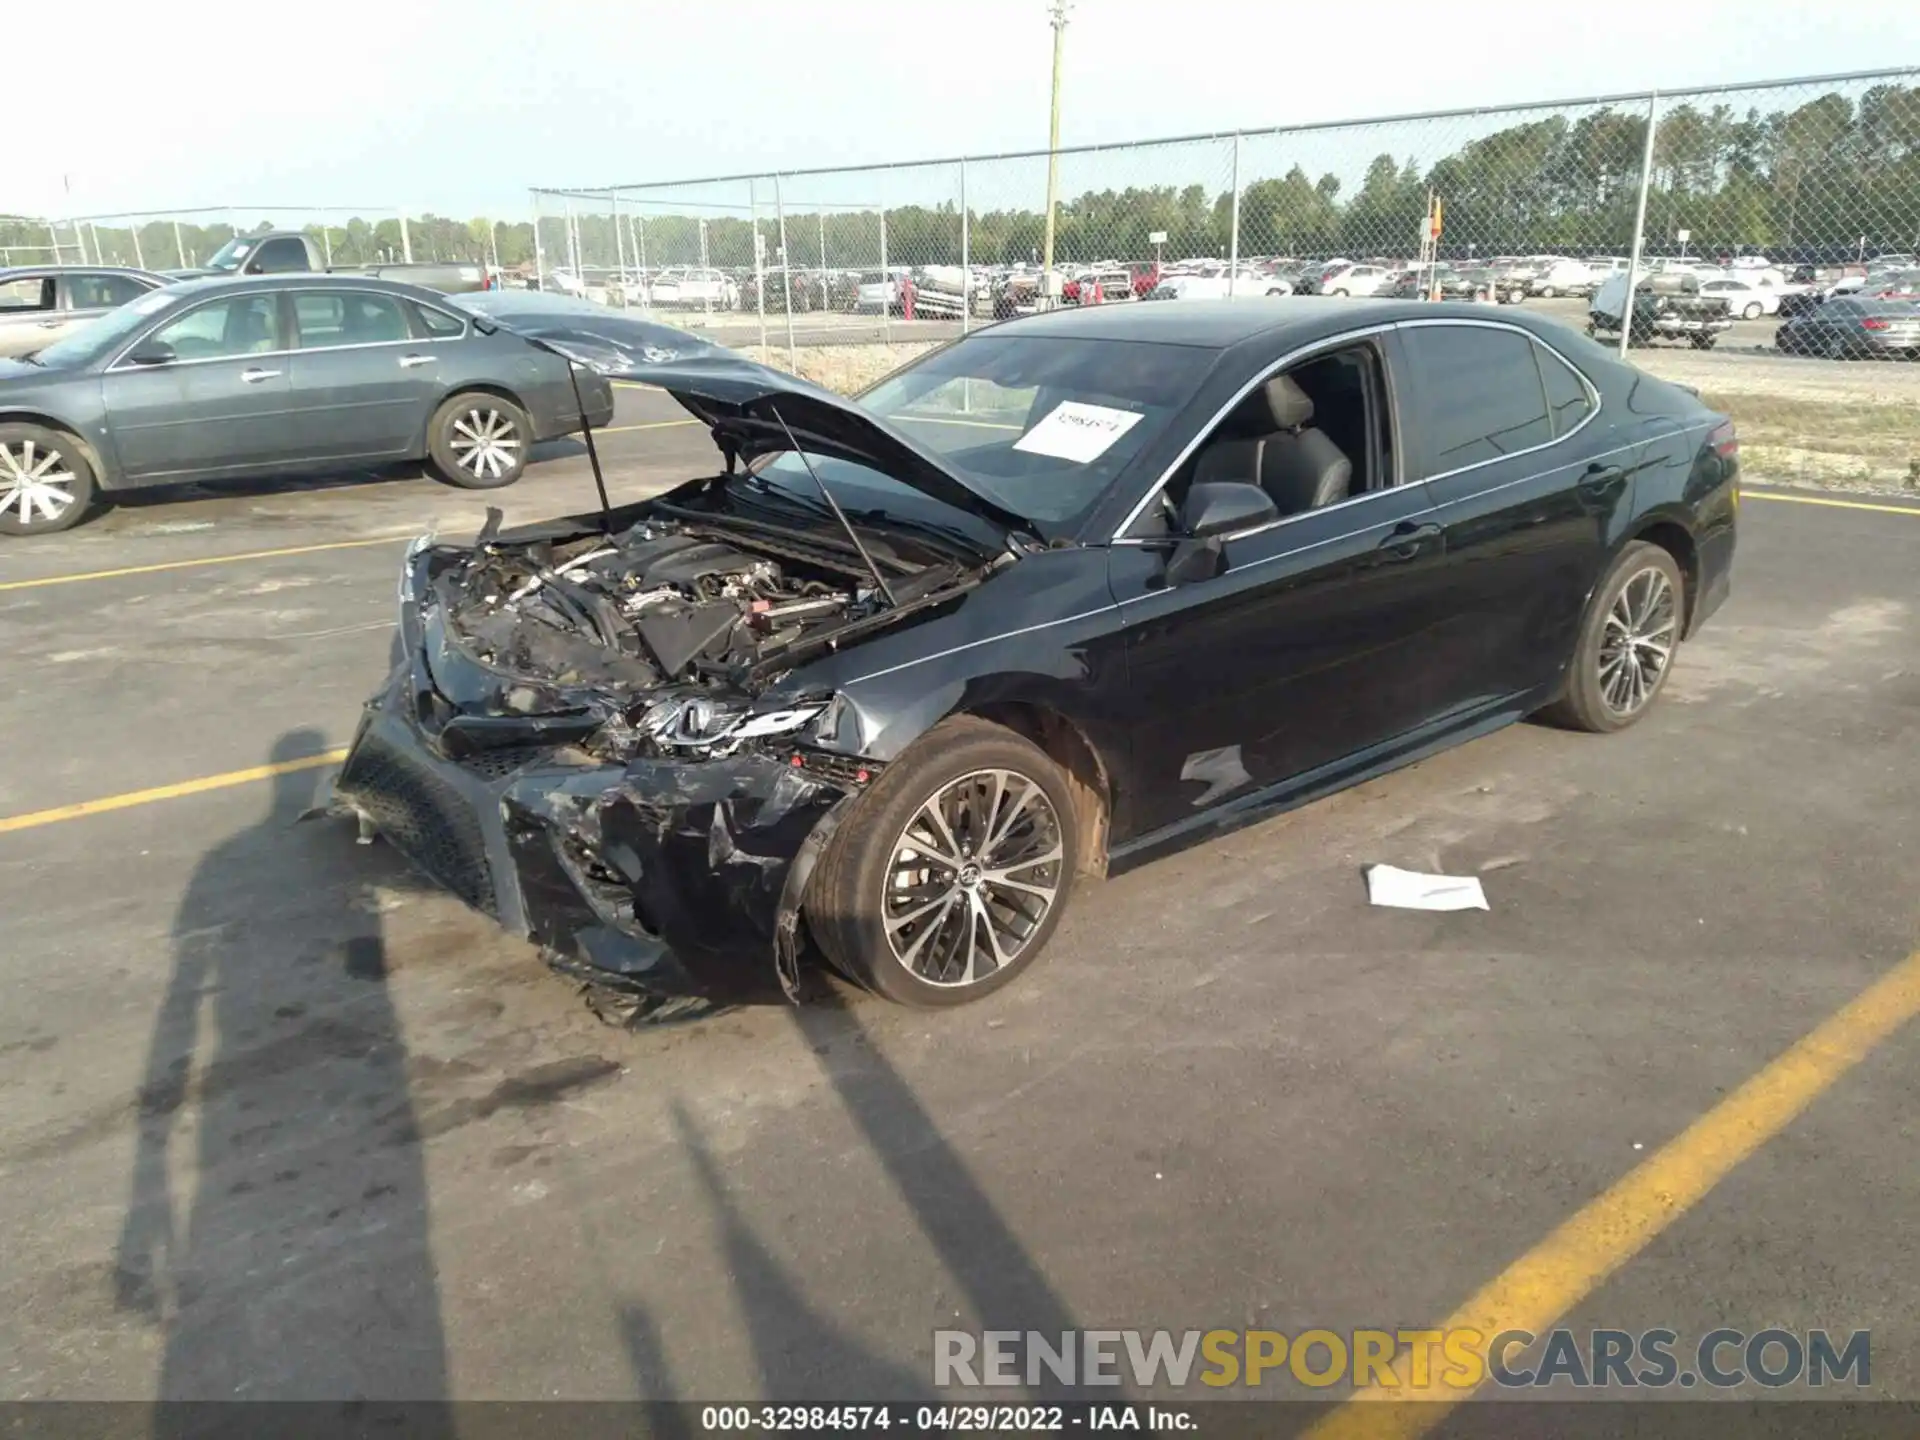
[[622, 987, 1079, 1405], [113, 729, 451, 1412]]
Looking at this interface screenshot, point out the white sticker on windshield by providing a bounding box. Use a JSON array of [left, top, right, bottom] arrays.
[[1012, 401, 1144, 463]]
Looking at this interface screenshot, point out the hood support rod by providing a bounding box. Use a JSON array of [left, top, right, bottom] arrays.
[[769, 405, 897, 609]]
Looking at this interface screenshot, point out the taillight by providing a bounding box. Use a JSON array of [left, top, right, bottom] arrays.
[[1861, 317, 1891, 330], [1709, 419, 1739, 459]]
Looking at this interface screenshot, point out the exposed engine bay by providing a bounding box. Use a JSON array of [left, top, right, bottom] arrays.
[[428, 517, 981, 759]]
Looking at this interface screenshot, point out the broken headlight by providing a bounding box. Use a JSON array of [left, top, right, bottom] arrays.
[[648, 697, 830, 752]]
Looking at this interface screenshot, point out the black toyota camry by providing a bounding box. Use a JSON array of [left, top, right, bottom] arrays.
[[332, 298, 1738, 1010]]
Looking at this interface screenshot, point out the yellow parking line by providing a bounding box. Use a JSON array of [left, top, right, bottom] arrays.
[[1744, 490, 1920, 517], [0, 535, 410, 593], [0, 749, 349, 836], [1306, 944, 1920, 1439], [600, 418, 699, 435]]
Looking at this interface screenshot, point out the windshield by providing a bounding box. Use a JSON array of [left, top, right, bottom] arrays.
[[202, 237, 255, 273], [850, 334, 1216, 529], [28, 287, 179, 369]]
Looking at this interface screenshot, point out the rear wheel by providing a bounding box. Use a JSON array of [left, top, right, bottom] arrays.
[[0, 424, 97, 536], [1741, 301, 1764, 320], [1541, 541, 1685, 733], [1331, 288, 1350, 297], [1538, 285, 1557, 299], [808, 717, 1078, 1008], [1689, 332, 1718, 350], [429, 393, 530, 489]]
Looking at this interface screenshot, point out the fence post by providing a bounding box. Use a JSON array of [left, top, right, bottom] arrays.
[[400, 211, 413, 263], [173, 219, 187, 268], [879, 207, 890, 344], [960, 158, 971, 335], [818, 210, 829, 314], [635, 211, 650, 315], [131, 223, 146, 271], [1227, 133, 1243, 297], [533, 193, 548, 291], [322, 228, 332, 266], [1619, 91, 1660, 360], [775, 174, 798, 370], [751, 178, 769, 358], [613, 193, 630, 309]]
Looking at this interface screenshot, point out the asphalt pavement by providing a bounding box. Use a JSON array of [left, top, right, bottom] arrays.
[[0, 392, 1917, 1420]]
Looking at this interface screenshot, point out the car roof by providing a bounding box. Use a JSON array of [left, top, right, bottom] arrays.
[[0, 264, 167, 282], [984, 296, 1565, 349], [156, 272, 439, 300]]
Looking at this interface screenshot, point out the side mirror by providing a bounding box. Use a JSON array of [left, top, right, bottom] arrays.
[[1181, 480, 1277, 539], [127, 340, 176, 366], [1163, 481, 1277, 587]]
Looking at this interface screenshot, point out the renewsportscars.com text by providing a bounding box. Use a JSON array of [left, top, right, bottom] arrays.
[[932, 1327, 1871, 1390]]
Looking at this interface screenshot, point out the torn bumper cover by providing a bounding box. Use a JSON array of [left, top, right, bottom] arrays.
[[335, 648, 867, 1002]]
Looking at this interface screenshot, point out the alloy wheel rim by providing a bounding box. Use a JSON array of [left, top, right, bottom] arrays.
[[1598, 566, 1678, 717], [0, 440, 78, 525], [450, 408, 521, 479], [883, 768, 1065, 988]]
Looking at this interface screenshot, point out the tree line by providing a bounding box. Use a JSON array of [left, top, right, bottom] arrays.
[[6, 84, 1916, 276]]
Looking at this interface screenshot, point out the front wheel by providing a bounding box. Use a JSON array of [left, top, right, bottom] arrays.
[[0, 424, 97, 536], [1540, 541, 1685, 733], [428, 394, 530, 489], [808, 716, 1079, 1008]]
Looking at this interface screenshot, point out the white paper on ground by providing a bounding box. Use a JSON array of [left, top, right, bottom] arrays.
[[1364, 864, 1490, 912], [1012, 401, 1145, 463]]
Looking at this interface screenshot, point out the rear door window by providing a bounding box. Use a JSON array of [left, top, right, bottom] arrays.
[[64, 273, 152, 310], [0, 276, 54, 313], [1402, 324, 1555, 474], [292, 291, 411, 348]]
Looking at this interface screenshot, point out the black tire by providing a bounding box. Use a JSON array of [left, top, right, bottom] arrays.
[[1540, 541, 1686, 734], [808, 716, 1080, 1008], [428, 393, 531, 489], [0, 423, 97, 536], [1741, 302, 1763, 320], [1538, 285, 1556, 299], [1331, 288, 1349, 297], [1689, 332, 1718, 350]]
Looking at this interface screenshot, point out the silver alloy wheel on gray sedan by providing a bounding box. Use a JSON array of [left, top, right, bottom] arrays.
[[883, 767, 1066, 989], [1597, 565, 1678, 718], [0, 424, 97, 536], [449, 406, 522, 481], [0, 439, 78, 526]]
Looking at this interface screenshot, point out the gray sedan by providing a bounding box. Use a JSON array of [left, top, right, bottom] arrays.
[[0, 274, 615, 535], [0, 266, 171, 360]]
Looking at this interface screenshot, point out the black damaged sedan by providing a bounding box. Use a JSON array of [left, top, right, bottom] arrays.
[[333, 298, 1738, 1009]]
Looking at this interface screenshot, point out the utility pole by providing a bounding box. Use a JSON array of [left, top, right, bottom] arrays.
[[1040, 1, 1070, 307]]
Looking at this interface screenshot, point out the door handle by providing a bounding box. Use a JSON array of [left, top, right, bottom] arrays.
[[36, 319, 65, 328], [399, 353, 437, 368], [1577, 464, 1627, 498], [240, 368, 282, 384], [1375, 520, 1443, 562]]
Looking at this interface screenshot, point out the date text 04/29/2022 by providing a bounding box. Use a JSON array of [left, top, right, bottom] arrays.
[[698, 1404, 1194, 1432]]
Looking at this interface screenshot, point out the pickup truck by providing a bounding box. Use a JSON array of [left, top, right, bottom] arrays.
[[166, 231, 494, 294], [1588, 271, 1733, 348]]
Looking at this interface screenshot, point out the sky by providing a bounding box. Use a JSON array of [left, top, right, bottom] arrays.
[[13, 0, 1920, 224]]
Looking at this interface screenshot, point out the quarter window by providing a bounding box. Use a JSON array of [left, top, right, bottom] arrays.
[[1404, 325, 1554, 473], [1534, 344, 1594, 437], [147, 294, 284, 361], [411, 302, 466, 338]]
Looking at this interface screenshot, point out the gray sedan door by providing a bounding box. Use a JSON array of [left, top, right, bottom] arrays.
[[101, 292, 298, 483], [285, 290, 442, 463]]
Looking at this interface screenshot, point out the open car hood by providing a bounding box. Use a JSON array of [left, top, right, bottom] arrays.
[[457, 293, 1031, 536]]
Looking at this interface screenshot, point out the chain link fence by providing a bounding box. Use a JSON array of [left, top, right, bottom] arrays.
[[3, 208, 542, 274], [535, 66, 1920, 364]]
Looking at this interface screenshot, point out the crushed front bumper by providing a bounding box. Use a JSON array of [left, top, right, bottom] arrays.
[[334, 662, 861, 1002]]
